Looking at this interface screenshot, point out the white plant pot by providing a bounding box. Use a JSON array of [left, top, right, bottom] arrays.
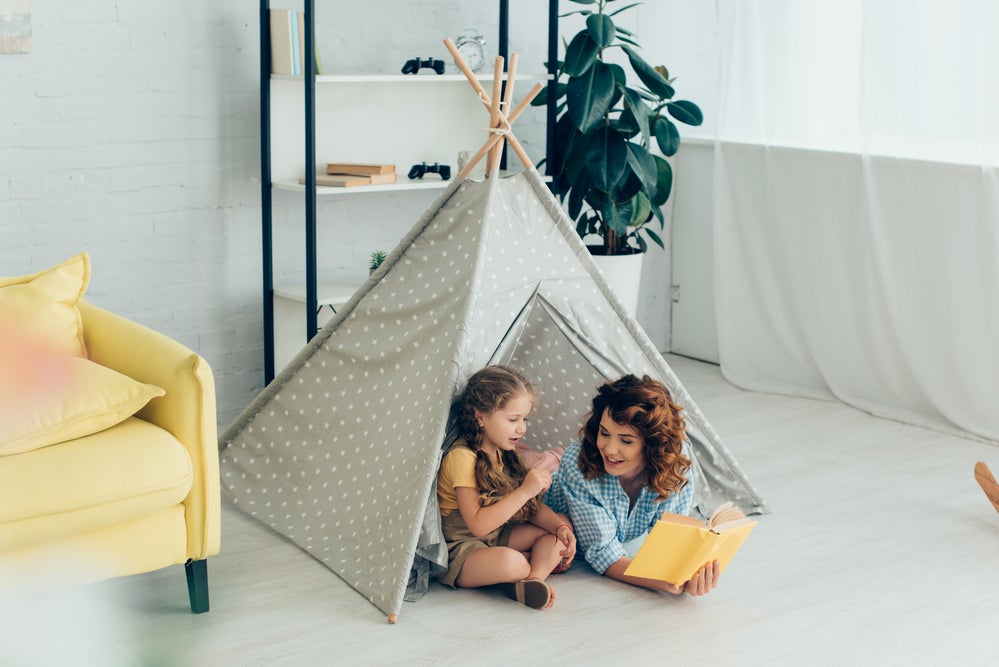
[[589, 250, 645, 318]]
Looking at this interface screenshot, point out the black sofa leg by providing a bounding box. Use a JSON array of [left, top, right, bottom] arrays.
[[185, 559, 210, 613]]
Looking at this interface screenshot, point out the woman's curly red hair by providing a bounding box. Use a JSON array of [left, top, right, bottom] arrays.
[[578, 374, 690, 499]]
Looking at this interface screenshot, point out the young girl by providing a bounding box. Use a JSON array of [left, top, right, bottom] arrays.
[[436, 365, 576, 609], [545, 374, 720, 597]]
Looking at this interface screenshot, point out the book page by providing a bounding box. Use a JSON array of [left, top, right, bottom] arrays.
[[708, 501, 737, 525], [711, 516, 755, 532]]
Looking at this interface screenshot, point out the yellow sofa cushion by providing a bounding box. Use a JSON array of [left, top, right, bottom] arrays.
[[0, 507, 188, 585], [0, 351, 165, 456], [0, 417, 193, 550], [0, 253, 90, 358]]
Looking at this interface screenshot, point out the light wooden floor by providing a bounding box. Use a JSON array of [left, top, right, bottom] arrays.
[[19, 356, 999, 666]]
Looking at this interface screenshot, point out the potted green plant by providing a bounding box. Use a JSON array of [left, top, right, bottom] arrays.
[[369, 250, 387, 275], [536, 0, 703, 258]]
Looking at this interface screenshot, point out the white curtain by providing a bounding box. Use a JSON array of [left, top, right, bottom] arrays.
[[713, 0, 999, 442]]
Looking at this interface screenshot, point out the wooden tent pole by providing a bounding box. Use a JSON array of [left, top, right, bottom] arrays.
[[443, 37, 541, 177], [485, 56, 505, 176], [444, 37, 490, 101], [497, 52, 519, 171], [498, 84, 541, 171], [456, 83, 542, 179]]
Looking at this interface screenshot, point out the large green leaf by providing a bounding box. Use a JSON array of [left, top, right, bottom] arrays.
[[530, 82, 567, 107], [555, 116, 591, 184], [567, 60, 616, 134], [653, 116, 681, 156], [632, 88, 660, 103], [616, 34, 640, 48], [585, 126, 629, 194], [650, 200, 664, 226], [601, 198, 635, 238], [624, 142, 658, 198], [553, 114, 576, 176], [613, 172, 644, 203], [567, 174, 587, 220], [608, 62, 627, 86], [620, 45, 675, 100], [585, 13, 616, 48], [651, 155, 673, 206], [563, 31, 599, 77], [607, 63, 626, 109], [612, 108, 640, 138], [634, 233, 648, 253], [666, 100, 704, 126], [586, 187, 608, 211], [643, 226, 665, 250], [622, 87, 652, 138], [629, 191, 652, 227]]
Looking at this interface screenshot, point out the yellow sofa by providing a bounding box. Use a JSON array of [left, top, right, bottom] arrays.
[[0, 301, 221, 612]]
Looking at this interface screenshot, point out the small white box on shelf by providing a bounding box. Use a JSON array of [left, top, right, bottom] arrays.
[[272, 281, 362, 372]]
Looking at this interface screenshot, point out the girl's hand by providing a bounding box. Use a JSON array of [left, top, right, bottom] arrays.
[[555, 524, 576, 569], [520, 468, 552, 498], [681, 560, 720, 597]]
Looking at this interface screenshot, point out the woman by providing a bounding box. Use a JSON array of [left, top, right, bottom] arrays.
[[546, 374, 719, 596]]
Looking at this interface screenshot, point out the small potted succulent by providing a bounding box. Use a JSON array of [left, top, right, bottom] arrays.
[[369, 250, 387, 275]]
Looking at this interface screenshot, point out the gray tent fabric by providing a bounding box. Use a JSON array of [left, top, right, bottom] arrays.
[[219, 169, 768, 621]]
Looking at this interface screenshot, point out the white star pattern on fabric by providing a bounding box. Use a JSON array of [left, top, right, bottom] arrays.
[[217, 172, 762, 622]]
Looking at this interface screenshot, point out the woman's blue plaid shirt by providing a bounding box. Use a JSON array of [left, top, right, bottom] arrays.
[[544, 439, 693, 573]]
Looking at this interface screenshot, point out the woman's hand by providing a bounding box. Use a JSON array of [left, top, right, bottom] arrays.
[[680, 560, 720, 596], [520, 468, 552, 498]]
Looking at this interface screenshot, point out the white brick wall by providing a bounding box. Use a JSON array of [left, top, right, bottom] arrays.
[[1, 0, 714, 429], [1, 0, 263, 426]]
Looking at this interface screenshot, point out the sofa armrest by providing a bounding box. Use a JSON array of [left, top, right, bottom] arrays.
[[79, 301, 220, 560]]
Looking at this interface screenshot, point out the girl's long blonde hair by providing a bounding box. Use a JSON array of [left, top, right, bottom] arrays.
[[450, 365, 540, 522]]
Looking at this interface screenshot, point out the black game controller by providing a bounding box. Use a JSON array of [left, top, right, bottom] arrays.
[[401, 57, 446, 75], [408, 162, 452, 180]]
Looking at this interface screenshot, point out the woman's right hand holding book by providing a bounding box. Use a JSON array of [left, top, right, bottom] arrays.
[[676, 560, 720, 597]]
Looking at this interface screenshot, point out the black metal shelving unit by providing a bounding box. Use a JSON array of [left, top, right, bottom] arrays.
[[259, 0, 560, 383]]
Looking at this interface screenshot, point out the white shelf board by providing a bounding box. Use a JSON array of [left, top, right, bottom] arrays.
[[273, 171, 550, 196], [273, 281, 364, 305], [272, 179, 453, 195], [271, 73, 553, 84]]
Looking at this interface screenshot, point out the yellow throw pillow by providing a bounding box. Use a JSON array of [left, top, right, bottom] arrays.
[[0, 339, 165, 456], [0, 253, 90, 358]]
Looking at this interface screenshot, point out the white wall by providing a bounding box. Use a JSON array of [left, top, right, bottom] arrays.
[[670, 140, 718, 362], [1, 1, 263, 426], [1, 1, 721, 426]]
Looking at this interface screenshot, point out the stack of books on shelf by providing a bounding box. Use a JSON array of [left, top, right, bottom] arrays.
[[270, 9, 323, 76], [299, 163, 397, 188]]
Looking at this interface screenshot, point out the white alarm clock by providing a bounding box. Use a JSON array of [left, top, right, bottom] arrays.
[[454, 30, 487, 73]]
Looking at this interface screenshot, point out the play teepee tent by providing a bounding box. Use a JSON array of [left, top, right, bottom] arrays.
[[219, 42, 767, 622]]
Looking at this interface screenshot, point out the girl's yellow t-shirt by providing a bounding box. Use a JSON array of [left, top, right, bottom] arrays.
[[436, 447, 478, 518]]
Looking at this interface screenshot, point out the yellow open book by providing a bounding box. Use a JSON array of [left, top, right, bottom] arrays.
[[623, 502, 756, 585]]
